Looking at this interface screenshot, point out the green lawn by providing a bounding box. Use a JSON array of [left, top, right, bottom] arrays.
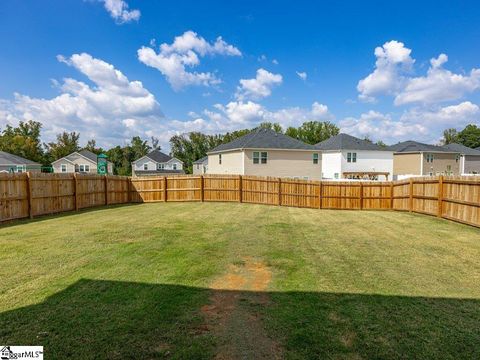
[[1, 203, 479, 359]]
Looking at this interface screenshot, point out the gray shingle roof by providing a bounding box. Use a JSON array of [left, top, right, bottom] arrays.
[[145, 150, 173, 163], [315, 133, 388, 151], [134, 169, 185, 175], [442, 143, 480, 156], [388, 141, 457, 153], [208, 128, 316, 153], [0, 151, 40, 165], [77, 149, 98, 162], [193, 156, 208, 164]]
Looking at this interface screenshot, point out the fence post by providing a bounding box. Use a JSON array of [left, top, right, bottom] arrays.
[[26, 172, 33, 219], [359, 182, 363, 210], [318, 181, 322, 209], [238, 175, 243, 203], [437, 175, 444, 218], [409, 177, 414, 212], [390, 182, 394, 209], [127, 177, 132, 203], [163, 176, 167, 202], [74, 173, 79, 211], [200, 175, 204, 202], [104, 175, 109, 205], [278, 178, 282, 206]]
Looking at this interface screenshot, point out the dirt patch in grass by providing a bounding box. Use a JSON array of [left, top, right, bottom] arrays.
[[201, 257, 282, 359]]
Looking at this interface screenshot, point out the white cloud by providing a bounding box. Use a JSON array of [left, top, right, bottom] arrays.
[[339, 102, 480, 144], [0, 53, 163, 147], [235, 68, 283, 100], [137, 31, 241, 91], [272, 59, 279, 65], [357, 40, 414, 102], [296, 71, 307, 81], [394, 54, 480, 105], [99, 0, 140, 24], [339, 110, 428, 143], [177, 100, 334, 133], [400, 101, 480, 127]]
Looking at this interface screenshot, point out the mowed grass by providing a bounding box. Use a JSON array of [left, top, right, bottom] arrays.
[[0, 202, 479, 359]]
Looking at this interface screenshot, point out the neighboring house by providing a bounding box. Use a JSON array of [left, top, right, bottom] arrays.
[[315, 133, 393, 180], [193, 156, 208, 175], [207, 128, 321, 180], [389, 141, 460, 179], [0, 151, 41, 173], [132, 150, 184, 177], [52, 149, 113, 174], [442, 143, 480, 174]]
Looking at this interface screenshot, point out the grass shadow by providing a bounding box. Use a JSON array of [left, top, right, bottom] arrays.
[[0, 279, 478, 359], [0, 203, 143, 229]]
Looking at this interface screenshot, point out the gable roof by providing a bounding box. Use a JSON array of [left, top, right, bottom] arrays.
[[208, 128, 316, 153], [0, 151, 40, 165], [193, 156, 208, 164], [315, 133, 388, 151], [144, 150, 173, 163], [442, 143, 480, 156], [388, 140, 457, 153]]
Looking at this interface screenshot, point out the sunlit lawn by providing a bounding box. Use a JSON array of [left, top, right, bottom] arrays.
[[0, 202, 479, 359]]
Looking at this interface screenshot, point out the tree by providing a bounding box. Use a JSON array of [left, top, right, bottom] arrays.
[[150, 136, 161, 151], [0, 120, 45, 163], [84, 139, 104, 155], [130, 136, 151, 160], [456, 124, 480, 148], [45, 131, 80, 161], [294, 121, 339, 145], [441, 128, 459, 145], [258, 122, 283, 133]]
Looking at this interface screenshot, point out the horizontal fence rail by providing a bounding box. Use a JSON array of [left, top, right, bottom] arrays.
[[1, 173, 480, 228]]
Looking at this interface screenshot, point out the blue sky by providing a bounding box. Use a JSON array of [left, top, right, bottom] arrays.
[[1, 0, 479, 150]]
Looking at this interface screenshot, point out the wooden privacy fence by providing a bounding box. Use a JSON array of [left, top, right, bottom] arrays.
[[1, 173, 480, 228]]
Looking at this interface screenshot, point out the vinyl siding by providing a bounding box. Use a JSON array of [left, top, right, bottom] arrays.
[[393, 153, 422, 176], [243, 149, 321, 180], [207, 151, 244, 175]]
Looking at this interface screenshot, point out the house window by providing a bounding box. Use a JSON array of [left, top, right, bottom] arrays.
[[347, 152, 357, 163], [426, 154, 434, 163], [61, 164, 67, 173], [16, 165, 25, 173], [79, 164, 88, 172], [219, 154, 222, 165], [261, 152, 268, 164], [455, 155, 460, 163], [313, 153, 319, 164], [253, 152, 259, 164], [157, 163, 164, 170], [85, 164, 90, 172], [334, 173, 339, 179], [143, 163, 148, 170], [173, 163, 177, 170]]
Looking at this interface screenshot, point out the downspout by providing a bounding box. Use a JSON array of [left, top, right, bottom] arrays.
[[419, 152, 424, 176]]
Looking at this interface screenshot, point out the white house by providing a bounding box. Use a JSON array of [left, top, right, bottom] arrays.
[[316, 133, 393, 180], [193, 156, 208, 175], [132, 150, 184, 177], [52, 150, 113, 174]]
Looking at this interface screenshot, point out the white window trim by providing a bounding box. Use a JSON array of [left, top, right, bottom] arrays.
[[61, 164, 67, 173]]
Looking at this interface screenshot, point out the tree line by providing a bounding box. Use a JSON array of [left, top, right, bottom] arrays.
[[1, 120, 479, 175]]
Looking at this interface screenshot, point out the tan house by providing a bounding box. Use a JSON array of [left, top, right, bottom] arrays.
[[389, 141, 461, 179], [52, 150, 113, 174], [207, 128, 321, 180], [442, 143, 480, 174]]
